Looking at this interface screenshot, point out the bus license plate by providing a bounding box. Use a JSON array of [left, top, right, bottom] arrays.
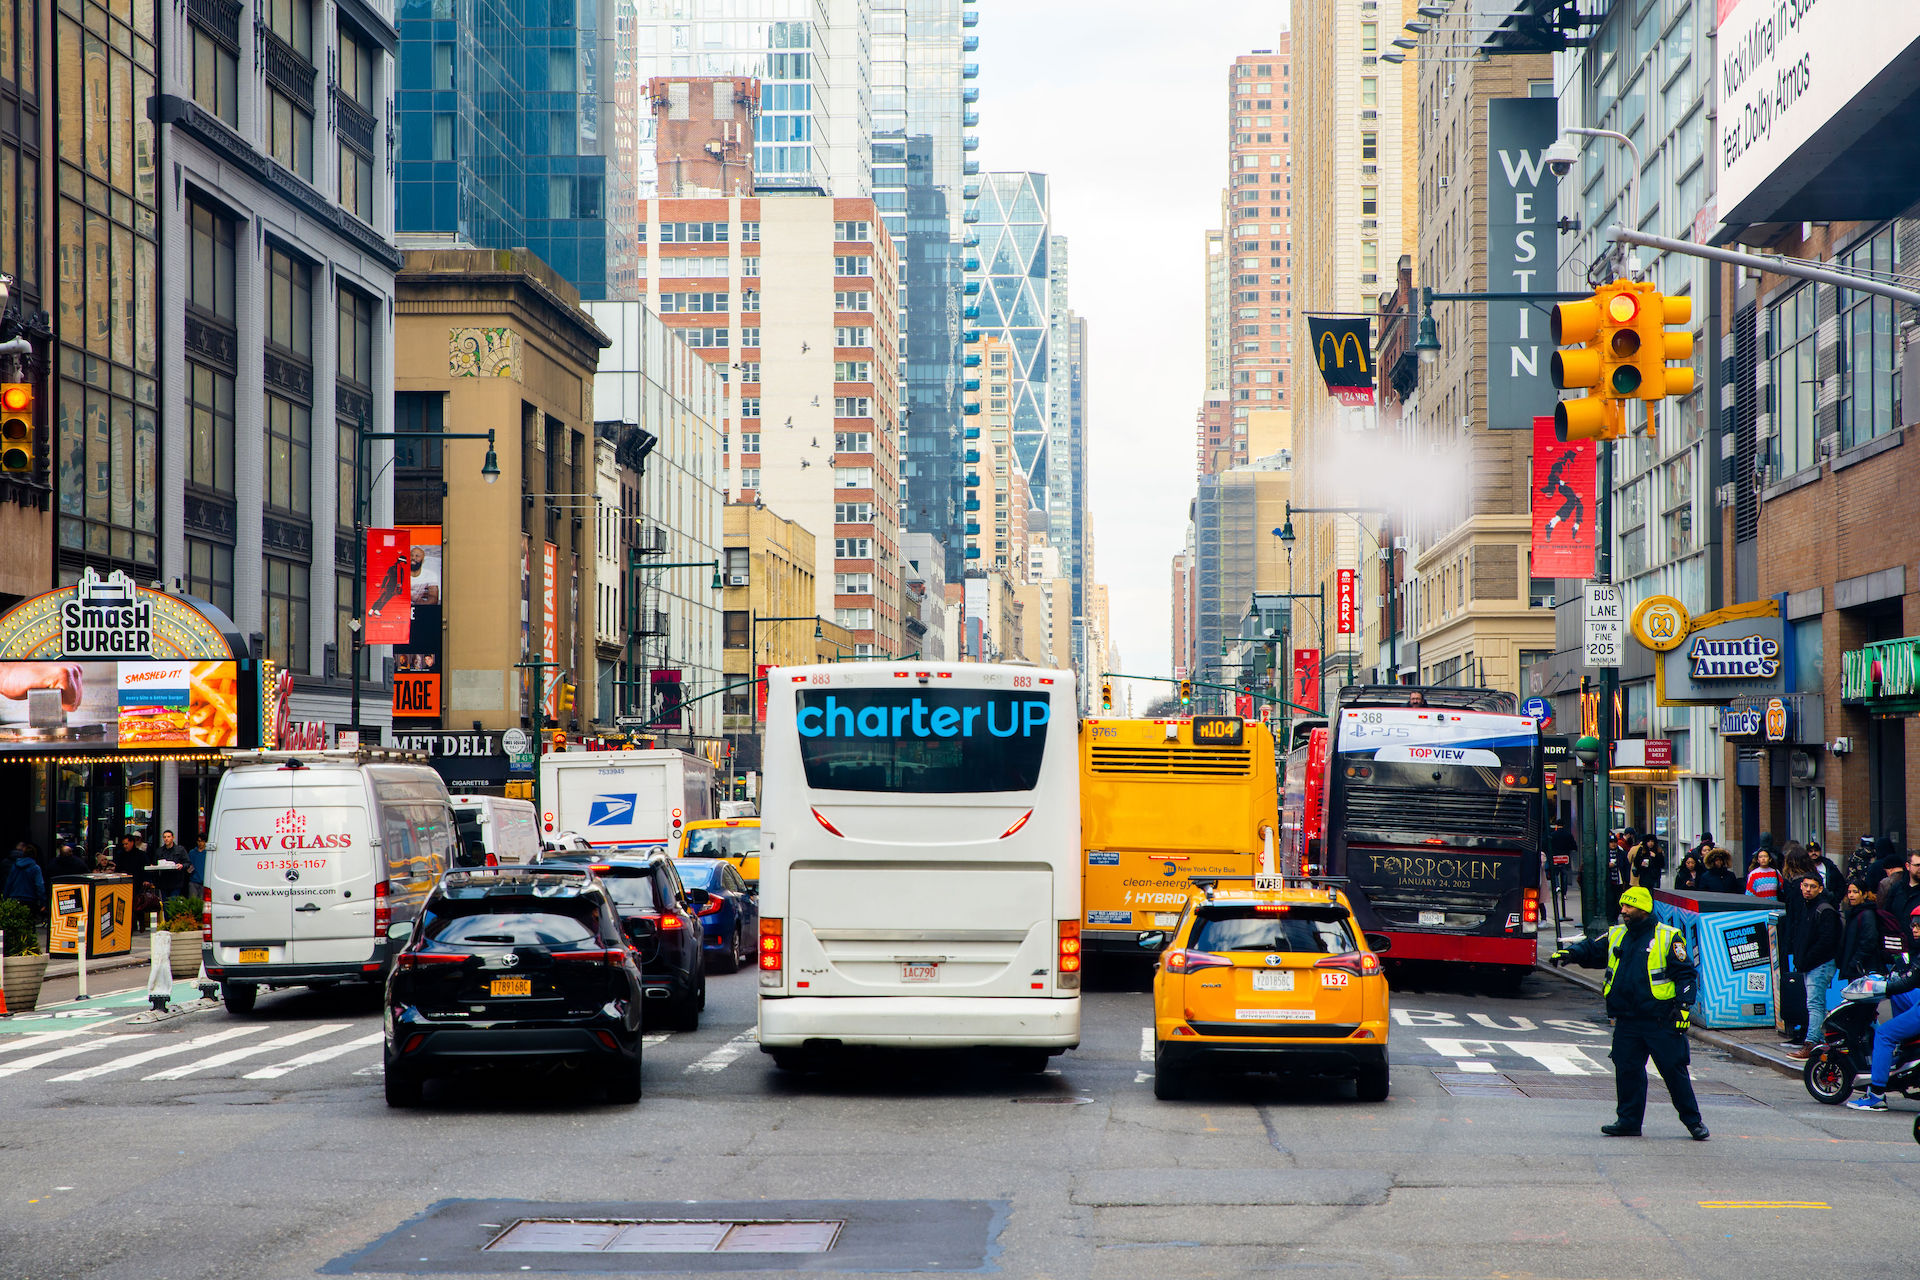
[[1252, 971, 1294, 991], [901, 962, 938, 983], [238, 948, 270, 964], [490, 978, 533, 997], [1419, 911, 1445, 926], [1154, 913, 1181, 927]]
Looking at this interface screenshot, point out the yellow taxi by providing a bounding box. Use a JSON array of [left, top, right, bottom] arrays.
[[678, 818, 761, 887], [1144, 873, 1391, 1101]]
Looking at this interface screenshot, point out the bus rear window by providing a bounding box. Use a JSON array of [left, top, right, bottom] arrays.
[[795, 688, 1049, 793], [1190, 906, 1357, 955]]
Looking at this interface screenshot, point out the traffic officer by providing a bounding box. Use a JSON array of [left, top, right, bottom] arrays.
[[1550, 885, 1709, 1140]]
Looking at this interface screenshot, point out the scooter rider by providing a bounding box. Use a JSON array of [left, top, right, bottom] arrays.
[[1845, 904, 1920, 1113]]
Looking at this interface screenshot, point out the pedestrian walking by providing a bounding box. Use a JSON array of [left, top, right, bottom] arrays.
[[2, 840, 46, 914], [1744, 847, 1781, 898], [1699, 848, 1742, 894], [1747, 830, 1778, 875], [49, 844, 86, 878], [1786, 874, 1842, 1061], [1550, 885, 1709, 1141], [187, 836, 209, 898], [1673, 852, 1705, 893], [1548, 817, 1579, 922], [1631, 837, 1663, 889], [1808, 840, 1841, 896], [1837, 879, 1885, 982]]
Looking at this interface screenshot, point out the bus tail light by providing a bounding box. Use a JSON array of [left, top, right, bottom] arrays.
[[1316, 951, 1383, 977], [374, 880, 391, 936], [999, 810, 1033, 839], [1057, 920, 1081, 988], [1522, 887, 1541, 933], [759, 918, 784, 987], [1165, 950, 1232, 973], [811, 807, 844, 837]]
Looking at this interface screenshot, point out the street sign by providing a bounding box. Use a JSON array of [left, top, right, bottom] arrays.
[[500, 727, 529, 755], [1584, 582, 1623, 668], [1523, 695, 1552, 722], [615, 716, 651, 727], [1336, 569, 1357, 634]]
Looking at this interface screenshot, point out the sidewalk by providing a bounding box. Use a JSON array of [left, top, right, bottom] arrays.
[[1535, 884, 1800, 1079]]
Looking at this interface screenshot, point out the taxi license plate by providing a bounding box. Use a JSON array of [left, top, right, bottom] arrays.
[[490, 978, 533, 997], [1252, 971, 1294, 991], [238, 948, 270, 964], [1419, 910, 1445, 926], [901, 962, 939, 982]]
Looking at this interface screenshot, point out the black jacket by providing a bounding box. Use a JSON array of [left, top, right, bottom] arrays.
[[1698, 867, 1742, 894], [1838, 905, 1886, 980], [1878, 871, 1920, 929], [1561, 915, 1698, 1020], [1789, 896, 1841, 971], [1549, 826, 1579, 866]]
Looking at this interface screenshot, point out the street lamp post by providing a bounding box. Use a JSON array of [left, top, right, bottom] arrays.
[[350, 427, 500, 739], [625, 554, 722, 726], [749, 614, 824, 730]]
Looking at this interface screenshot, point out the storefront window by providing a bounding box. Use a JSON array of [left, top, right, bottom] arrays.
[[1792, 617, 1823, 694]]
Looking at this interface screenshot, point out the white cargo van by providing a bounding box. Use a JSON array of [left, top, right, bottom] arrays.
[[539, 748, 716, 847], [449, 795, 539, 865], [204, 751, 455, 1014]]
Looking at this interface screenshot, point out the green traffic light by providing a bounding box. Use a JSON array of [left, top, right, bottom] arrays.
[[1610, 367, 1642, 394]]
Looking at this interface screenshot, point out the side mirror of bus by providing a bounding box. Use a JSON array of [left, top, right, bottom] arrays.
[[1136, 930, 1167, 951], [1365, 933, 1392, 953]]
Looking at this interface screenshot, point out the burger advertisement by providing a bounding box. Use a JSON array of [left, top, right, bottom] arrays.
[[0, 659, 241, 751]]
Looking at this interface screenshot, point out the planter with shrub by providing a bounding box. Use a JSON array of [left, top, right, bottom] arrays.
[[160, 896, 205, 979], [0, 897, 48, 1012]]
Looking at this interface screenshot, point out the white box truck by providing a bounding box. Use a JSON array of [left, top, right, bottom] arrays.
[[538, 748, 716, 848]]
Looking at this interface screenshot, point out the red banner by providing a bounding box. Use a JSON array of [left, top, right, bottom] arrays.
[[755, 663, 771, 722], [1336, 569, 1357, 635], [543, 542, 560, 718], [364, 528, 412, 644], [1235, 693, 1254, 718], [1531, 415, 1596, 578], [1293, 648, 1321, 712]]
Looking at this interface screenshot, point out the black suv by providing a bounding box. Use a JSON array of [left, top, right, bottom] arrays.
[[540, 849, 707, 1030], [384, 868, 646, 1107]]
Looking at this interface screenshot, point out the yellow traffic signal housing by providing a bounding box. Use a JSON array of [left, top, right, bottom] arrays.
[[1178, 678, 1192, 706], [1552, 281, 1669, 442], [0, 382, 32, 477], [1100, 679, 1113, 711], [559, 682, 576, 715], [1549, 289, 1616, 442]]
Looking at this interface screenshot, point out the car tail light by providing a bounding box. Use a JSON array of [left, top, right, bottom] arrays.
[[696, 896, 726, 916], [1057, 920, 1081, 988], [760, 918, 783, 987], [485, 852, 499, 867], [201, 886, 213, 946], [629, 911, 685, 932], [1165, 950, 1232, 973], [594, 1030, 619, 1051], [396, 952, 470, 970], [1316, 951, 1382, 977], [553, 949, 625, 963], [374, 880, 391, 936], [811, 806, 843, 837], [401, 1034, 426, 1054]]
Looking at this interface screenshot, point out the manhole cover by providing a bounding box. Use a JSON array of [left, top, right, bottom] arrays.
[[485, 1219, 843, 1254]]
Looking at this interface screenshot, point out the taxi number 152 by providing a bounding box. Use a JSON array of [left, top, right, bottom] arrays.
[[1321, 971, 1350, 988]]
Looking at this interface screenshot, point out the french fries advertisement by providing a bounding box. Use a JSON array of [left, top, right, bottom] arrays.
[[0, 660, 241, 750]]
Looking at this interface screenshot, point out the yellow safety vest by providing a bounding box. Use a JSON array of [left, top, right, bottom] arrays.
[[1603, 921, 1681, 1002]]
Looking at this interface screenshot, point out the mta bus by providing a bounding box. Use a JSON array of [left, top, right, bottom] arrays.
[[756, 662, 1082, 1071], [1078, 715, 1280, 959], [1290, 685, 1544, 981]]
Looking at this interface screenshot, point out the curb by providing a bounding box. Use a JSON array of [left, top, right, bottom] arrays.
[[1537, 962, 1800, 1079], [45, 954, 153, 981]]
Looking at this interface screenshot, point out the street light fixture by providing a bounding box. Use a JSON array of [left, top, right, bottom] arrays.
[[481, 444, 501, 483], [1403, 20, 1433, 34], [1416, 3, 1449, 15], [1413, 298, 1442, 365], [1391, 36, 1419, 49]]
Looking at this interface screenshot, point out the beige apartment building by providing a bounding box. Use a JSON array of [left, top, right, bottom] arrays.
[[1407, 24, 1555, 693], [1292, 0, 1421, 691]]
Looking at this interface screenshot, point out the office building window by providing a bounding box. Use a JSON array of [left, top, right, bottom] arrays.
[[724, 611, 749, 647], [336, 26, 376, 224], [263, 556, 311, 671], [1767, 284, 1817, 480], [265, 244, 313, 518], [186, 363, 235, 495], [185, 198, 237, 497], [186, 537, 235, 618], [1837, 226, 1897, 451], [190, 7, 240, 125]]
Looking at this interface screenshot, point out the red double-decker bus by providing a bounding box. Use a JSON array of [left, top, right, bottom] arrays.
[[1285, 686, 1544, 985]]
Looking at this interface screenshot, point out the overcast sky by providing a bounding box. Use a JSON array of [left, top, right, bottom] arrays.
[[975, 0, 1289, 707]]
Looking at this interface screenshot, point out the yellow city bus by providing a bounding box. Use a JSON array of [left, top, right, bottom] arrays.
[[1079, 715, 1280, 963]]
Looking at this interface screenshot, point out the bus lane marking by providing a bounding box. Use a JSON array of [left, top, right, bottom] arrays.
[[1420, 1037, 1605, 1075]]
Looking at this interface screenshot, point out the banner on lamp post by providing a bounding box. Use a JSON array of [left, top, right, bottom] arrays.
[[1307, 317, 1375, 407], [1336, 569, 1357, 635], [364, 528, 412, 645], [1531, 415, 1596, 578], [1293, 648, 1321, 712]]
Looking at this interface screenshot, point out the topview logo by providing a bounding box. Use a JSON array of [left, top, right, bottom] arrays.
[[587, 794, 636, 826], [796, 695, 1050, 739]]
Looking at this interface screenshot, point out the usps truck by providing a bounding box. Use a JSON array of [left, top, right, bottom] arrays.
[[538, 748, 717, 848]]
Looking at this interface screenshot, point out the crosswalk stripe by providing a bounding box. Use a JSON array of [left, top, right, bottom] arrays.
[[242, 1031, 384, 1080], [642, 1033, 673, 1047], [686, 1031, 756, 1074], [1139, 1027, 1153, 1062], [0, 1035, 155, 1077], [51, 1026, 268, 1082], [144, 1024, 352, 1080], [0, 1029, 93, 1057]]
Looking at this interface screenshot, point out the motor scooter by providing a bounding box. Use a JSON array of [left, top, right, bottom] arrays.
[[1802, 975, 1920, 1106]]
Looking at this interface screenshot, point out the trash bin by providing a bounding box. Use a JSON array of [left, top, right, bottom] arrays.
[[1651, 886, 1782, 1029], [49, 873, 134, 960]]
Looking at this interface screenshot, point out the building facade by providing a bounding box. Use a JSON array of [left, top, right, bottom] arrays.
[[1225, 43, 1296, 439]]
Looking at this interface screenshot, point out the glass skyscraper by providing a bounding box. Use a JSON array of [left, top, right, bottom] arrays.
[[874, 0, 974, 581], [969, 172, 1054, 499], [395, 0, 632, 300]]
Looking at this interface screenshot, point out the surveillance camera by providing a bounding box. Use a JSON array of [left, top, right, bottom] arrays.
[[1543, 138, 1578, 179]]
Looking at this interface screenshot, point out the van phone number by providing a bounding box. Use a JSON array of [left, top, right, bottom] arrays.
[[253, 858, 330, 872]]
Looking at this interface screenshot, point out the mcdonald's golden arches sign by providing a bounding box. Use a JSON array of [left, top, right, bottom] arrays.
[[1306, 317, 1376, 407]]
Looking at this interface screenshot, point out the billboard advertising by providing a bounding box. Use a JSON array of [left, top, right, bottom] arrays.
[[0, 660, 241, 751], [364, 527, 413, 645], [1530, 416, 1596, 578], [1485, 98, 1557, 428], [393, 526, 443, 719]]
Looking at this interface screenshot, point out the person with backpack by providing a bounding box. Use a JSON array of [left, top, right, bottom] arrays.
[[2, 841, 47, 915]]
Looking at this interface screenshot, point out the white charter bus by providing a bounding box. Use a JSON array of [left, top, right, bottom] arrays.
[[756, 662, 1082, 1071]]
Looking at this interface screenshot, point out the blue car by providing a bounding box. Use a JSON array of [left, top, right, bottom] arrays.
[[674, 857, 758, 974]]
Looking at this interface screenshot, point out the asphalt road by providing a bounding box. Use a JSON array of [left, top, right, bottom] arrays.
[[3, 958, 1916, 1280]]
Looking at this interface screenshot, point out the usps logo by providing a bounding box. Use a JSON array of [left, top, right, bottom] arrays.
[[587, 794, 637, 827]]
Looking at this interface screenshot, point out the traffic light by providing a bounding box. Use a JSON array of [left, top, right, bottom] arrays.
[[1551, 281, 1695, 442], [559, 682, 576, 715], [0, 383, 32, 477], [550, 729, 567, 752], [1100, 679, 1112, 711], [1179, 678, 1192, 708]]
